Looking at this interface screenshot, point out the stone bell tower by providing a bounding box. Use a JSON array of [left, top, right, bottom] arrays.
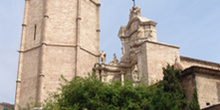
[[15, 0, 100, 109]]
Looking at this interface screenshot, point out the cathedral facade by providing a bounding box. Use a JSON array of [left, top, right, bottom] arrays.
[[15, 1, 220, 109], [94, 6, 220, 109]]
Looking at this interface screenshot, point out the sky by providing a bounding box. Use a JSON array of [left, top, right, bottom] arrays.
[[0, 0, 220, 104]]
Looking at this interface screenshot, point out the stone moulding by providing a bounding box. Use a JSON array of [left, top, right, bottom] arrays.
[[146, 40, 180, 49], [90, 0, 101, 6], [80, 46, 100, 57], [127, 16, 157, 30], [181, 56, 220, 68], [181, 66, 220, 78], [16, 79, 21, 83], [17, 43, 76, 53], [129, 39, 179, 49], [17, 43, 99, 57], [94, 66, 121, 72], [21, 24, 26, 27]]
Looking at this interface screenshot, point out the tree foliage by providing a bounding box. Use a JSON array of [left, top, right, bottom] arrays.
[[189, 88, 200, 110], [43, 65, 188, 110], [158, 64, 187, 109]]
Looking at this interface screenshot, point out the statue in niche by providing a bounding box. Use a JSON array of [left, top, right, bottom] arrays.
[[137, 26, 144, 38], [132, 65, 139, 82], [109, 53, 119, 66], [100, 50, 106, 64]]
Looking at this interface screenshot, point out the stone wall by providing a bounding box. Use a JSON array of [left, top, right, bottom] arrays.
[[77, 49, 99, 77], [18, 48, 40, 107], [80, 0, 100, 55], [196, 72, 220, 108], [181, 67, 220, 109], [23, 0, 44, 49], [181, 73, 196, 102], [45, 0, 77, 45], [16, 0, 44, 108], [41, 46, 76, 100], [145, 41, 180, 84]]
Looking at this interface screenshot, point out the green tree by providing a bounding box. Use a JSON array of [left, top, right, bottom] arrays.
[[189, 88, 200, 110], [43, 65, 189, 110], [158, 64, 187, 109], [43, 74, 154, 110]]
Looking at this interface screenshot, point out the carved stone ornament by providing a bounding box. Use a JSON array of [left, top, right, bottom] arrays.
[[129, 6, 141, 19]]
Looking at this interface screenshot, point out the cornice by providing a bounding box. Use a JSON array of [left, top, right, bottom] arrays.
[[18, 43, 100, 57], [90, 0, 101, 7]]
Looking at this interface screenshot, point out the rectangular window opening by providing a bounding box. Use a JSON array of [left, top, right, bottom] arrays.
[[34, 24, 37, 40], [206, 102, 210, 106]]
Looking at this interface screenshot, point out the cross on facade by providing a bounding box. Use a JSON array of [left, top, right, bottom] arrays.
[[132, 0, 136, 6]]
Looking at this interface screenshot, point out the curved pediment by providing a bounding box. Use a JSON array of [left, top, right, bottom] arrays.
[[118, 7, 158, 43], [127, 16, 157, 30]]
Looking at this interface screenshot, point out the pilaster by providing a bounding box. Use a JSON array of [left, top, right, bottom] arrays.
[[15, 0, 29, 109]]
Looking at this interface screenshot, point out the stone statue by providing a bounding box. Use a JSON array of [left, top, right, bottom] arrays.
[[113, 53, 119, 63], [100, 50, 106, 64], [109, 53, 119, 65]]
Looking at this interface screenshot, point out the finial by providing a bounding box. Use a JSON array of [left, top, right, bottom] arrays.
[[132, 0, 136, 7], [129, 3, 141, 19]]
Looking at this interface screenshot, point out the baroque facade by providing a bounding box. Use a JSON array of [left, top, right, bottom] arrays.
[[93, 6, 220, 109], [15, 1, 220, 109]]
